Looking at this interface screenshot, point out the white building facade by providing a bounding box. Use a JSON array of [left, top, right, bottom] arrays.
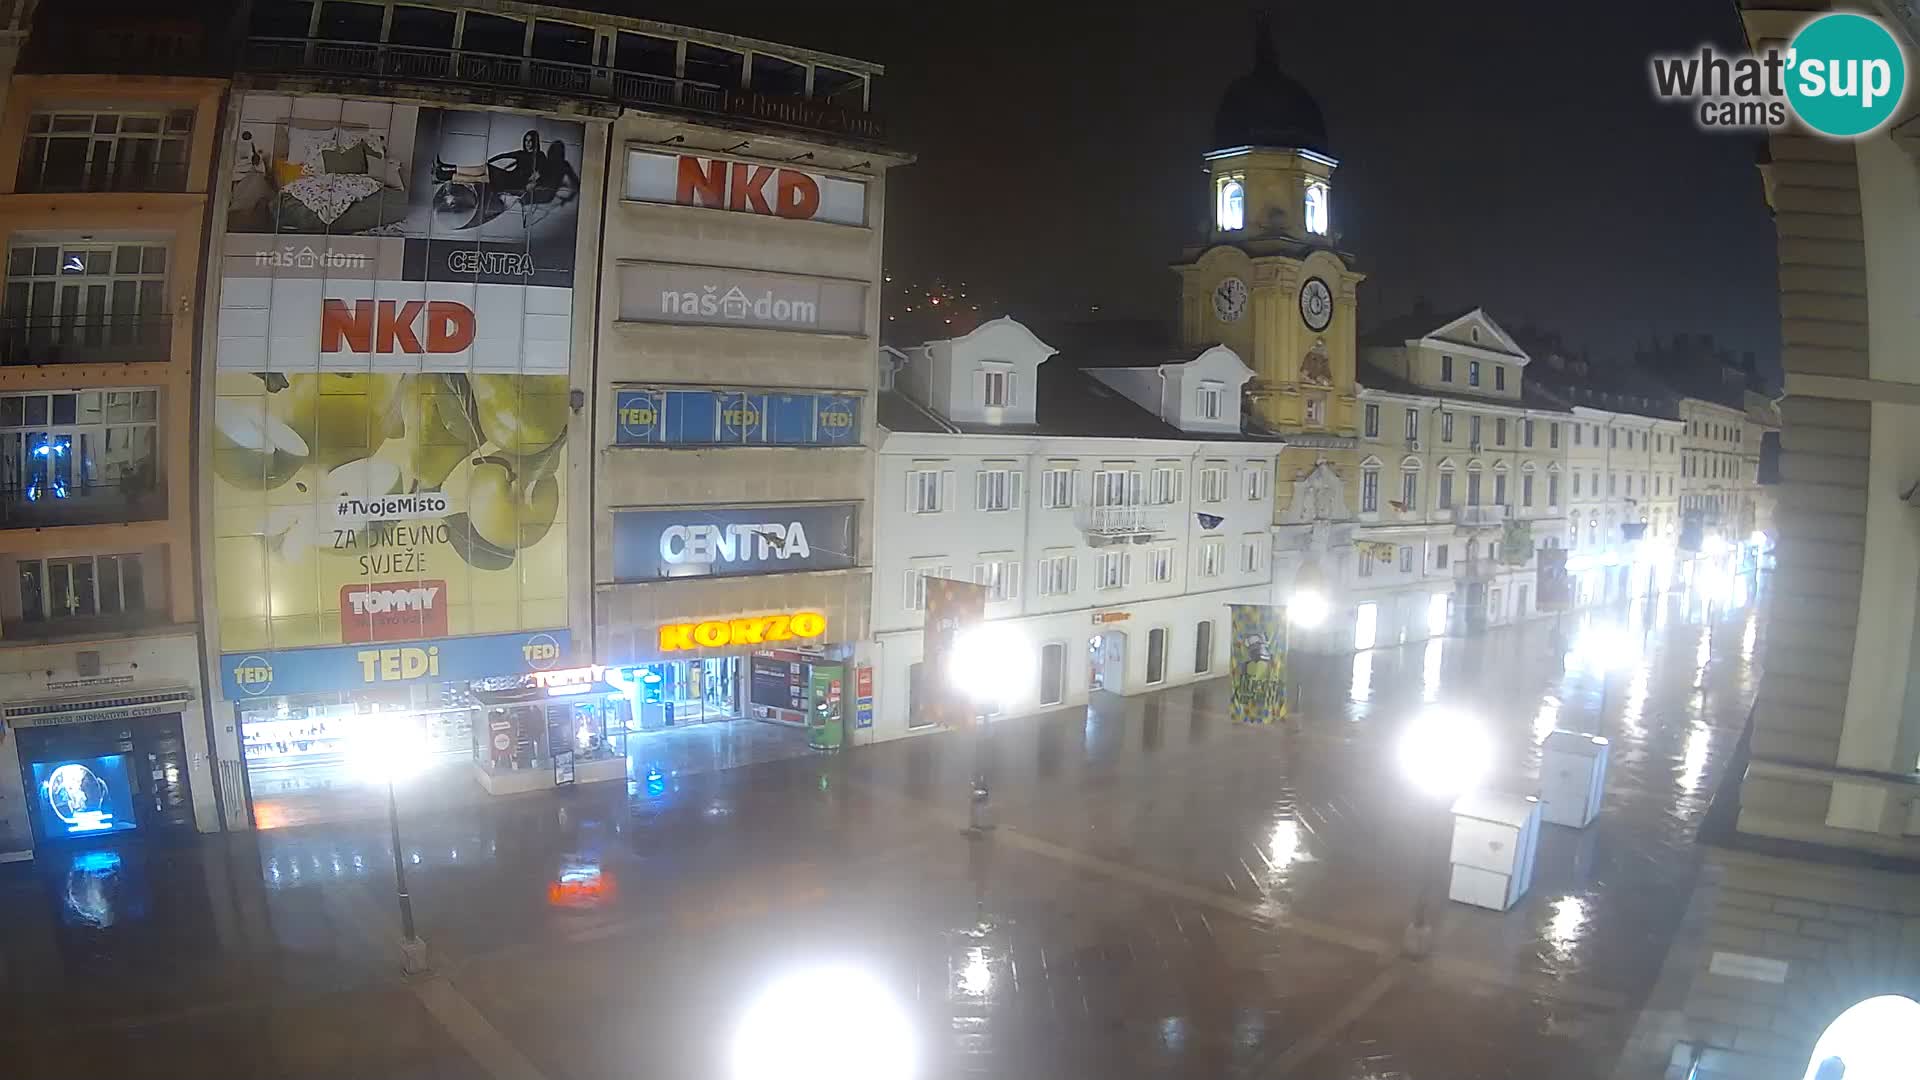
[[864, 318, 1279, 742]]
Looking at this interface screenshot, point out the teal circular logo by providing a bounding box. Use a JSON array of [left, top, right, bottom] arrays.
[[1787, 13, 1907, 137]]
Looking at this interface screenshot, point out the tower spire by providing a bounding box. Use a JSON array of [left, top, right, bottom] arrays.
[[1253, 12, 1277, 72]]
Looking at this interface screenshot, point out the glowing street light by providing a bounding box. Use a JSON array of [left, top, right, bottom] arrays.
[[731, 966, 916, 1080], [352, 716, 430, 974], [948, 623, 1033, 832], [1287, 588, 1330, 629], [1801, 995, 1920, 1080], [1396, 706, 1492, 958]]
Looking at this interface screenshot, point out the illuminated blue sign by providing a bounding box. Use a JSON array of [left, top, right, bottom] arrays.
[[613, 388, 861, 447], [220, 630, 571, 699]]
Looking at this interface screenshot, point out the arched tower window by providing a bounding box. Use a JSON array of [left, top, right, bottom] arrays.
[[1218, 179, 1245, 231], [1304, 181, 1329, 235]]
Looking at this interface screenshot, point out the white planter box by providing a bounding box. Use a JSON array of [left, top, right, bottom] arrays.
[[1540, 731, 1609, 828], [1448, 791, 1541, 911]]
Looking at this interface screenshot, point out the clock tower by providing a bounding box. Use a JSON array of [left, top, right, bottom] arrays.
[[1172, 16, 1364, 439]]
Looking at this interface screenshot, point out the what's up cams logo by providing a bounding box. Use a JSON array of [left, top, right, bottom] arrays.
[[1651, 12, 1907, 138]]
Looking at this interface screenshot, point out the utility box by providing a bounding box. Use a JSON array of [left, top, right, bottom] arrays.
[[1448, 791, 1541, 912], [1540, 731, 1609, 828]]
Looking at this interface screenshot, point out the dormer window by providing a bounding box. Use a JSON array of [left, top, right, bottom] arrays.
[[1217, 178, 1245, 231], [1197, 381, 1224, 421], [981, 366, 1012, 408], [1304, 181, 1329, 235]]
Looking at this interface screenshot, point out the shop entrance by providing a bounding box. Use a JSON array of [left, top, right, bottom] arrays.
[[1089, 631, 1127, 692], [625, 657, 744, 731], [15, 713, 194, 844], [238, 689, 477, 829]]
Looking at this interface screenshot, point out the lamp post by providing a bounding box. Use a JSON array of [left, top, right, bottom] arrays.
[[1395, 706, 1491, 959], [1286, 587, 1328, 720], [354, 722, 430, 974], [949, 624, 1035, 834]]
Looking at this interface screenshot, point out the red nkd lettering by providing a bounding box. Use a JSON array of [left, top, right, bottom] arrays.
[[321, 300, 475, 355], [675, 155, 727, 208], [774, 169, 821, 219], [728, 162, 777, 215]]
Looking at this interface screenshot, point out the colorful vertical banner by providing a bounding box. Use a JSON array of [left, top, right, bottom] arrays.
[[918, 578, 988, 729], [1228, 604, 1288, 725], [1535, 548, 1571, 611]]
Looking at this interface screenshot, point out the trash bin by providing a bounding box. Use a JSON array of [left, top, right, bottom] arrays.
[[1540, 730, 1609, 828], [1448, 791, 1541, 912]]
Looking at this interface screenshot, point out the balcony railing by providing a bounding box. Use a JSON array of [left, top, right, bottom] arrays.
[[243, 37, 885, 142], [1454, 505, 1507, 529], [0, 316, 172, 365], [1, 479, 166, 529], [16, 160, 190, 194], [1077, 505, 1169, 540]]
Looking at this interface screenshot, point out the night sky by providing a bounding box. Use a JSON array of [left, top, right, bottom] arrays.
[[664, 0, 1781, 377]]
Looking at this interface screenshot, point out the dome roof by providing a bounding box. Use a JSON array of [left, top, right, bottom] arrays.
[[1212, 16, 1328, 155]]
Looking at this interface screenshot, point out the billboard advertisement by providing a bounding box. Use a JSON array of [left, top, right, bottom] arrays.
[[1228, 604, 1287, 725], [611, 503, 857, 582], [617, 261, 868, 335], [623, 149, 868, 226], [30, 755, 139, 840], [211, 94, 582, 657]]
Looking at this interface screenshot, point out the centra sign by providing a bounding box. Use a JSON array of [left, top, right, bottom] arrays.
[[658, 611, 827, 652]]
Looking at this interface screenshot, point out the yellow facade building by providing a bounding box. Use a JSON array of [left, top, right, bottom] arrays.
[[1172, 21, 1366, 640]]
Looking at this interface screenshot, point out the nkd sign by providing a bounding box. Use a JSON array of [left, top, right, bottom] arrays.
[[625, 149, 868, 226], [611, 503, 857, 582], [618, 262, 867, 336]]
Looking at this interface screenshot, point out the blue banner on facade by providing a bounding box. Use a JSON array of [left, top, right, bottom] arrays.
[[612, 388, 861, 447], [220, 629, 571, 699]]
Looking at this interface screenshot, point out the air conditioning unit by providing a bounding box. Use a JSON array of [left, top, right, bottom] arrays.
[[1407, 437, 1421, 450]]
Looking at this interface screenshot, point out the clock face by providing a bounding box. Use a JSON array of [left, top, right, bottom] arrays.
[[1212, 277, 1248, 323], [1299, 277, 1333, 332]]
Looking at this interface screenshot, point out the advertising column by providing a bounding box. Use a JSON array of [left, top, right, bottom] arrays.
[[206, 96, 586, 814]]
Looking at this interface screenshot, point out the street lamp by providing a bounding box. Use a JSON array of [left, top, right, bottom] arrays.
[[350, 719, 430, 974], [1801, 995, 1920, 1080], [1395, 706, 1492, 958], [730, 965, 916, 1080], [949, 624, 1034, 833]]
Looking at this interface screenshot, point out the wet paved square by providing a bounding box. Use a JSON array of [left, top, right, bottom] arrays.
[[0, 587, 1764, 1078]]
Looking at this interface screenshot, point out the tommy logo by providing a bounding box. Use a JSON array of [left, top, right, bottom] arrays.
[[321, 299, 476, 355], [340, 581, 449, 643]]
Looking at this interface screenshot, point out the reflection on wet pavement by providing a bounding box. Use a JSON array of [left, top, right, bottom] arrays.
[[0, 577, 1768, 1078]]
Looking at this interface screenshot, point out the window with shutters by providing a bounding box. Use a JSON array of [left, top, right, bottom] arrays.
[[1358, 552, 1373, 578], [1360, 467, 1379, 512], [1549, 422, 1560, 449], [1523, 473, 1535, 507], [1442, 412, 1455, 443], [1239, 533, 1264, 573], [972, 554, 1021, 602], [1039, 466, 1074, 509], [1401, 468, 1418, 509], [1495, 417, 1507, 446], [1197, 381, 1223, 420], [1199, 464, 1229, 503], [1468, 359, 1481, 387], [907, 467, 945, 513], [1092, 468, 1137, 507], [1244, 463, 1269, 501], [1573, 472, 1582, 497], [981, 366, 1011, 407], [1037, 550, 1076, 596], [975, 464, 1022, 511], [1194, 620, 1214, 674], [1469, 415, 1482, 447], [1399, 546, 1414, 573], [1495, 365, 1507, 391], [902, 562, 952, 612], [1198, 538, 1225, 577], [1435, 543, 1450, 569], [1096, 550, 1128, 590], [1493, 471, 1507, 506], [1364, 404, 1379, 438], [1438, 470, 1454, 510], [1441, 355, 1454, 382], [1572, 423, 1582, 446], [1523, 419, 1534, 447], [1405, 408, 1419, 441], [1148, 546, 1175, 583], [1148, 464, 1183, 505]]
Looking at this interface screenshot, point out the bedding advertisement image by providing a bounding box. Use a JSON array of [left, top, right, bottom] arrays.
[[211, 94, 582, 654]]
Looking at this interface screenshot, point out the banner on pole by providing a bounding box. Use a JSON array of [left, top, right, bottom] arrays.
[[918, 578, 988, 729], [1228, 604, 1288, 725]]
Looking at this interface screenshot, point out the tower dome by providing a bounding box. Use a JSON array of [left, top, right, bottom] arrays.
[[1211, 15, 1328, 155]]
